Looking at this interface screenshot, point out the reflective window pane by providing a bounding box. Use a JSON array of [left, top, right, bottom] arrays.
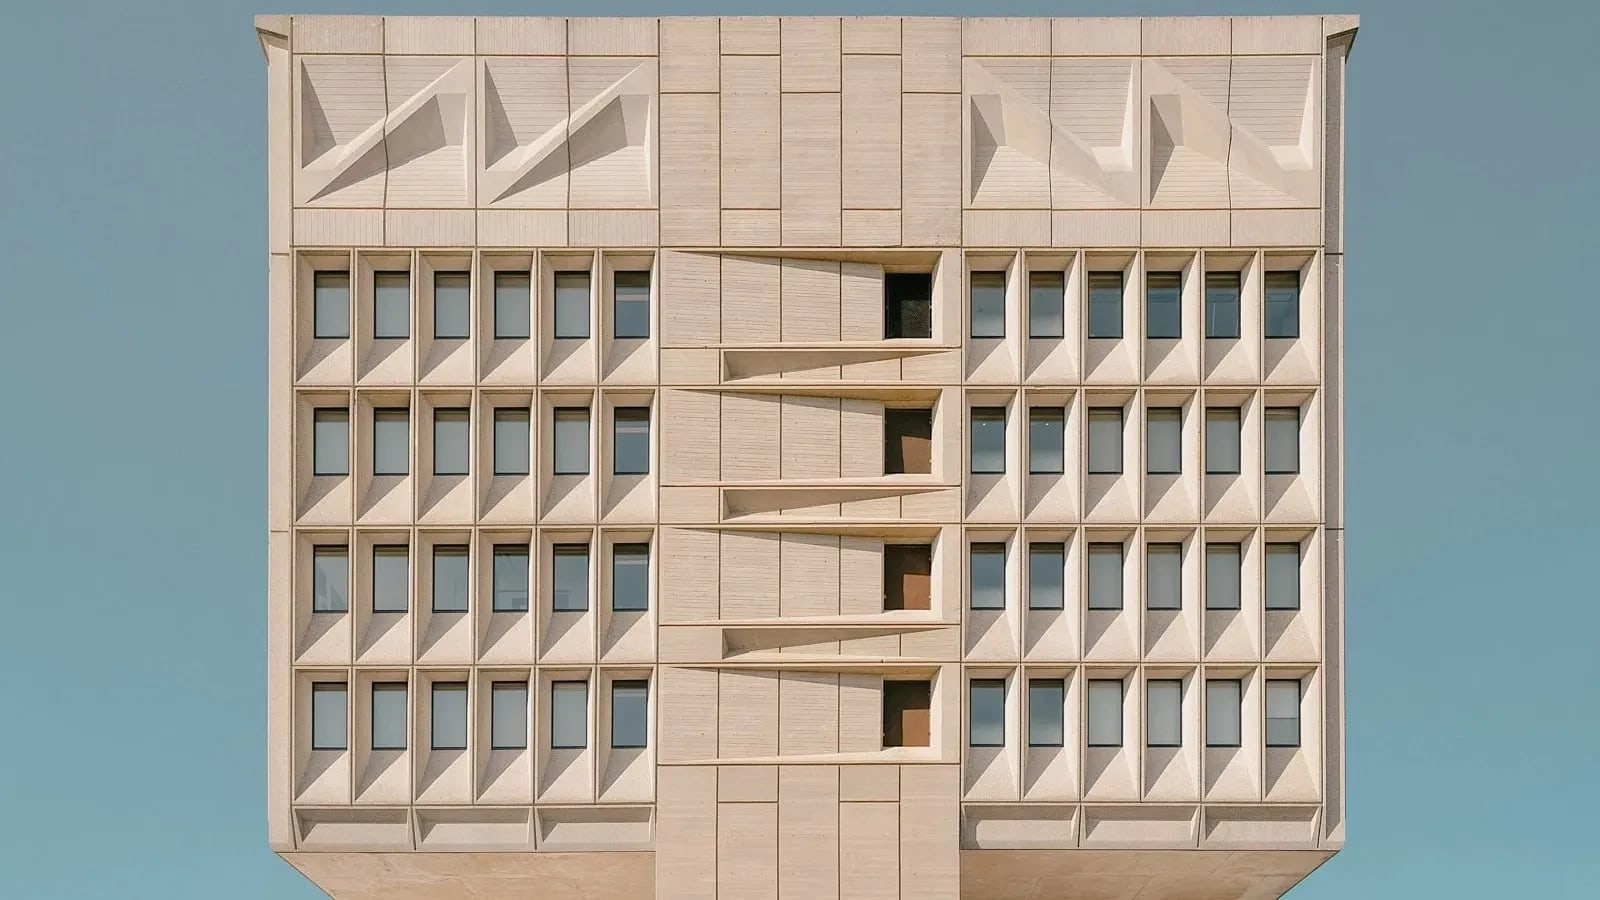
[[1145, 271, 1182, 339], [970, 407, 1006, 475], [1266, 542, 1302, 611], [1027, 543, 1064, 611], [313, 271, 350, 339], [1145, 543, 1182, 611], [313, 409, 349, 476], [553, 545, 590, 612], [1205, 271, 1241, 339], [1205, 408, 1241, 475], [553, 408, 590, 476], [1266, 680, 1301, 747], [1088, 408, 1123, 474], [371, 683, 407, 751], [1028, 271, 1064, 338], [1147, 679, 1182, 747], [612, 543, 650, 612], [1265, 407, 1301, 474], [493, 272, 530, 339], [1146, 407, 1182, 475], [373, 271, 410, 339], [1206, 679, 1242, 747], [372, 408, 409, 476], [431, 682, 467, 750], [968, 679, 1006, 747], [884, 273, 933, 339], [312, 546, 349, 613], [431, 545, 468, 612], [614, 407, 650, 475], [372, 545, 409, 613], [433, 271, 470, 339], [491, 682, 528, 750], [1087, 272, 1123, 338], [494, 409, 530, 476], [433, 409, 469, 476], [969, 271, 1006, 338], [311, 683, 347, 750], [1087, 543, 1124, 610], [1087, 680, 1123, 747], [551, 681, 588, 749], [611, 680, 649, 749], [554, 272, 591, 339], [969, 543, 1006, 610], [1265, 271, 1301, 338], [1027, 679, 1065, 747], [613, 271, 651, 339], [1029, 407, 1064, 474], [493, 546, 529, 612], [1205, 543, 1242, 611]]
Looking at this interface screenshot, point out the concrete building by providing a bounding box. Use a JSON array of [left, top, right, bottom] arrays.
[[262, 14, 1354, 899]]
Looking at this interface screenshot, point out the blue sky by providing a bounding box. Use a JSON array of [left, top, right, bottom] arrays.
[[0, 1, 1595, 897]]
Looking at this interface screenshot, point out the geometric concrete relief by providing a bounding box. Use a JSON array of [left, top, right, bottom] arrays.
[[483, 58, 657, 208], [965, 58, 1140, 208], [1147, 56, 1318, 207], [297, 56, 474, 207]]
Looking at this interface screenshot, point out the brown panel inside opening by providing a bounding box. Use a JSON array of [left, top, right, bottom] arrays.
[[883, 544, 933, 611], [884, 408, 933, 475], [883, 679, 931, 748]]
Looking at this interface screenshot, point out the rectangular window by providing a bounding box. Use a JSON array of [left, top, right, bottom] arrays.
[[493, 408, 530, 476], [883, 544, 932, 611], [313, 408, 349, 476], [968, 679, 1006, 747], [613, 407, 651, 475], [1266, 680, 1302, 747], [1027, 679, 1065, 747], [1266, 542, 1302, 611], [491, 682, 529, 750], [554, 272, 591, 339], [372, 545, 409, 613], [1027, 542, 1065, 611], [969, 543, 1006, 610], [431, 682, 467, 750], [372, 408, 409, 476], [1087, 542, 1124, 610], [431, 545, 468, 613], [969, 271, 1006, 338], [1146, 407, 1182, 475], [1205, 543, 1242, 611], [1205, 408, 1241, 475], [1145, 543, 1182, 611], [313, 271, 350, 339], [493, 545, 529, 612], [432, 408, 470, 476], [883, 680, 931, 748], [1087, 407, 1123, 475], [312, 546, 349, 613], [311, 682, 347, 750], [969, 407, 1006, 475], [1205, 271, 1241, 339], [1028, 271, 1064, 338], [1265, 271, 1301, 339], [433, 271, 470, 339], [884, 273, 933, 339], [1086, 680, 1123, 747], [884, 408, 933, 475], [552, 545, 590, 612], [493, 271, 530, 340], [613, 271, 651, 339], [612, 543, 651, 612], [551, 681, 589, 749], [373, 271, 410, 339], [1265, 406, 1301, 475], [553, 408, 590, 476], [1206, 679, 1242, 748], [1087, 271, 1123, 338], [1145, 271, 1182, 339], [611, 680, 649, 749], [1147, 679, 1182, 747], [371, 683, 407, 751], [1028, 407, 1064, 475]]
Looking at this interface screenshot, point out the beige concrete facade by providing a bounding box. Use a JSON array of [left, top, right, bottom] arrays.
[[263, 14, 1354, 899]]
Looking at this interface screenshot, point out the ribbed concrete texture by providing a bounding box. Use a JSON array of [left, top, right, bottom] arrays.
[[262, 14, 1355, 899]]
